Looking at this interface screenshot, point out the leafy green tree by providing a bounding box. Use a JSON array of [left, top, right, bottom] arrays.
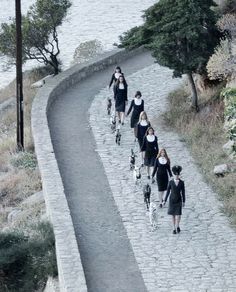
[[0, 0, 71, 75], [119, 0, 221, 110]]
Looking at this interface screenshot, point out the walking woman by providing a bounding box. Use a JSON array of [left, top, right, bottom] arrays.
[[136, 111, 151, 165], [141, 127, 159, 179], [114, 75, 128, 125], [163, 165, 185, 234], [126, 91, 144, 136], [109, 66, 122, 90], [109, 66, 123, 100], [152, 149, 173, 208]]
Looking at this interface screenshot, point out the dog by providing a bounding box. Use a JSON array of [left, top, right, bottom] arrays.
[[143, 183, 151, 210], [133, 165, 141, 184], [149, 202, 158, 230], [129, 149, 136, 170], [110, 113, 116, 132], [115, 126, 121, 145], [107, 98, 112, 115]]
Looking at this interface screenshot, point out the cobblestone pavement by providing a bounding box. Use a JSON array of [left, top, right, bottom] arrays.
[[89, 64, 236, 292]]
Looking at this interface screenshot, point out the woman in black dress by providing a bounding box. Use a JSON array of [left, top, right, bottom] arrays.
[[126, 91, 144, 136], [114, 75, 128, 125], [141, 127, 159, 179], [152, 149, 173, 208], [136, 111, 151, 166], [163, 165, 185, 234]]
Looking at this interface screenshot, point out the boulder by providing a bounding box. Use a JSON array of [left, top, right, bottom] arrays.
[[31, 75, 53, 88], [31, 79, 45, 88], [21, 191, 44, 207], [7, 208, 22, 224], [223, 140, 235, 156], [213, 164, 229, 176], [43, 277, 59, 292]]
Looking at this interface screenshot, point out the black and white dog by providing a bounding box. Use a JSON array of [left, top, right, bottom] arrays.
[[143, 183, 151, 210], [129, 149, 136, 170], [133, 165, 141, 184], [149, 202, 158, 230], [115, 126, 121, 145], [110, 112, 116, 132], [107, 98, 112, 115]]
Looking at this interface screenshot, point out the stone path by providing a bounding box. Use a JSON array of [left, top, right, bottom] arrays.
[[89, 64, 236, 292], [48, 52, 154, 292]]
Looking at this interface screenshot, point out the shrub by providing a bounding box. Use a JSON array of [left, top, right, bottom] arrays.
[[0, 222, 57, 292], [221, 87, 236, 147], [11, 151, 37, 170]]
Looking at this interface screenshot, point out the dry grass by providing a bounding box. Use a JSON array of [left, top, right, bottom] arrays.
[[163, 84, 236, 224], [0, 66, 51, 228]]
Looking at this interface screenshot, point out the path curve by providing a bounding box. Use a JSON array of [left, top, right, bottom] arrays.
[[89, 64, 236, 292], [48, 51, 154, 292]]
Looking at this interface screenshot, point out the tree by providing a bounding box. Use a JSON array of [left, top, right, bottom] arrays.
[[0, 0, 72, 75], [119, 0, 221, 110]]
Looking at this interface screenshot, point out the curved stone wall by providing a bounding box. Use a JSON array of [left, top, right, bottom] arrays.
[[31, 47, 145, 292]]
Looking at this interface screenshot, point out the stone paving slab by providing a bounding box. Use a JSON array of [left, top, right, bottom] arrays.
[[89, 63, 236, 292]]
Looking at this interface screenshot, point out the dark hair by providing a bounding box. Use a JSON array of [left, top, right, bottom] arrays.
[[115, 66, 121, 73], [135, 91, 142, 97], [115, 74, 127, 87], [146, 126, 155, 135]]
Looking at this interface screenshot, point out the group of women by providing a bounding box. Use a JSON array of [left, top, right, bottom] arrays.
[[108, 66, 186, 234]]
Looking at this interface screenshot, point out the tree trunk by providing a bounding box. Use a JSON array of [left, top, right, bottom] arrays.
[[187, 72, 199, 111], [50, 54, 60, 75]]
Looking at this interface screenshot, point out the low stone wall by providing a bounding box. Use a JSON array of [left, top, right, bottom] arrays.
[[31, 47, 145, 292]]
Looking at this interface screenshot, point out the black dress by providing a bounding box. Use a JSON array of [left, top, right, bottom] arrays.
[[152, 158, 172, 191], [141, 135, 159, 167], [136, 121, 150, 149], [127, 99, 144, 128], [114, 83, 128, 112], [164, 180, 185, 215]]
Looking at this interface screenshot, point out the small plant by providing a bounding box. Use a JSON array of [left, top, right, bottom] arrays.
[[0, 222, 57, 292], [11, 151, 37, 170], [221, 88, 236, 152]]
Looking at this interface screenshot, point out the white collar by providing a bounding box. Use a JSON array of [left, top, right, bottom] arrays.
[[158, 157, 167, 164], [134, 98, 142, 105], [147, 135, 155, 142], [140, 120, 148, 126], [115, 72, 121, 79]]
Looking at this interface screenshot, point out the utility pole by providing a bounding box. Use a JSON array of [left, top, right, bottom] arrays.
[[15, 0, 24, 150]]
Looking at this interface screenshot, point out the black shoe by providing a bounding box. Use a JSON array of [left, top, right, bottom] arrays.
[[118, 120, 121, 123], [147, 175, 150, 179], [151, 178, 155, 184], [159, 203, 162, 208], [121, 122, 124, 125], [177, 227, 181, 233], [173, 229, 177, 234]]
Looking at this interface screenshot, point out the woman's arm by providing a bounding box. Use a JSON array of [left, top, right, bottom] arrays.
[[181, 181, 185, 203], [167, 163, 173, 177], [152, 159, 158, 178], [127, 100, 134, 116], [164, 182, 171, 203], [155, 137, 159, 155], [124, 86, 128, 101], [141, 136, 146, 152], [109, 74, 114, 88], [141, 100, 144, 112]]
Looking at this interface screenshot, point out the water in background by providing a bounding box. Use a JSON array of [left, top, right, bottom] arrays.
[[0, 0, 156, 89]]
